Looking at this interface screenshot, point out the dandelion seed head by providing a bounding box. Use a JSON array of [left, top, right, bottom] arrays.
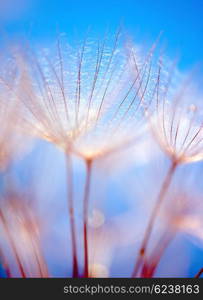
[[149, 61, 203, 165], [13, 33, 154, 161]]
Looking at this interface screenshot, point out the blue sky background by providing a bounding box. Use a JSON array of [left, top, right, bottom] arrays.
[[0, 0, 203, 278], [0, 0, 203, 70]]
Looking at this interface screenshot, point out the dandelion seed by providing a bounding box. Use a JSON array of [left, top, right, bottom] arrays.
[[0, 190, 48, 277], [8, 31, 157, 277], [0, 93, 25, 171], [140, 191, 195, 277], [132, 59, 203, 277]]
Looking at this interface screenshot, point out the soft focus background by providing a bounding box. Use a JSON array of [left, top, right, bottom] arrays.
[[0, 0, 203, 277], [1, 0, 203, 69]]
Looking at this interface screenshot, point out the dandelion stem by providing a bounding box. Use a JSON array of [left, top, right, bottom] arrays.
[[83, 159, 93, 277], [132, 160, 177, 277], [195, 268, 203, 278], [30, 239, 44, 277], [0, 210, 26, 277], [65, 153, 79, 278], [30, 237, 49, 277], [0, 248, 11, 278], [140, 231, 174, 278]]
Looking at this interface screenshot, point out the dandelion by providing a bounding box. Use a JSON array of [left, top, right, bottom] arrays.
[[0, 49, 33, 174], [132, 58, 203, 277], [11, 30, 158, 277], [140, 190, 196, 277], [0, 93, 24, 172], [195, 268, 203, 278], [0, 188, 48, 277], [0, 247, 11, 277]]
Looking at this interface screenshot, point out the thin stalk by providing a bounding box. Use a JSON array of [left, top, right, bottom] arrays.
[[0, 210, 26, 277], [82, 159, 93, 277], [30, 238, 44, 277], [30, 237, 49, 277], [195, 268, 203, 278], [0, 249, 11, 278], [140, 231, 174, 278], [36, 244, 49, 278], [65, 153, 79, 277], [132, 160, 178, 277]]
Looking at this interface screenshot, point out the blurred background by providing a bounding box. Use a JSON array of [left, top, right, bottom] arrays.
[[0, 0, 203, 278], [0, 0, 203, 69]]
